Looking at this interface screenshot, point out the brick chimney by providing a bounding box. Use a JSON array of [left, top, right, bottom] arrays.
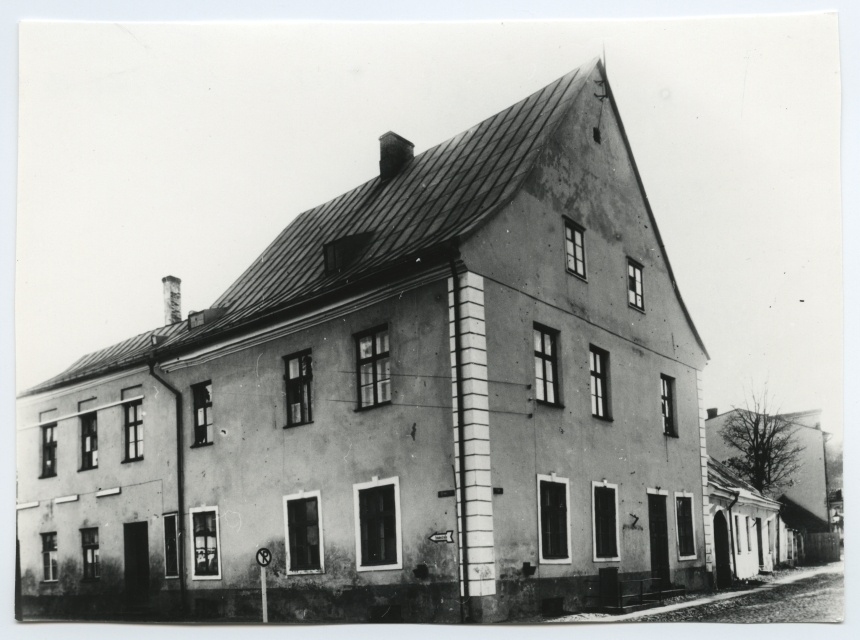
[[379, 131, 414, 181], [162, 276, 182, 325], [706, 408, 719, 420]]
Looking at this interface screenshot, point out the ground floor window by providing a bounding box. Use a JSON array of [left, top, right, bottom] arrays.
[[163, 513, 179, 578], [593, 482, 619, 561], [675, 493, 696, 558], [81, 528, 100, 580], [354, 477, 401, 570], [41, 532, 57, 582], [538, 475, 570, 562], [190, 507, 221, 579], [284, 491, 324, 573]]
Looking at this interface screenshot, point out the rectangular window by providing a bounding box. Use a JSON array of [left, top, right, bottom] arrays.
[[124, 401, 144, 461], [747, 517, 752, 552], [593, 483, 619, 560], [564, 219, 586, 278], [81, 528, 100, 580], [661, 375, 676, 437], [675, 495, 696, 558], [627, 259, 644, 310], [191, 507, 221, 579], [192, 382, 213, 446], [284, 351, 313, 427], [356, 326, 391, 409], [354, 477, 402, 570], [589, 346, 610, 419], [41, 424, 57, 477], [538, 476, 570, 562], [42, 532, 58, 582], [163, 513, 179, 578], [80, 413, 98, 470], [533, 325, 560, 405], [284, 492, 324, 573], [735, 515, 742, 552]]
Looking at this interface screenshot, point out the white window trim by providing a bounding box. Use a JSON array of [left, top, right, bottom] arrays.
[[592, 480, 621, 563], [283, 489, 325, 575], [189, 505, 223, 581], [353, 476, 402, 572], [536, 474, 571, 564], [163, 512, 179, 579], [673, 491, 697, 561], [646, 487, 668, 495]]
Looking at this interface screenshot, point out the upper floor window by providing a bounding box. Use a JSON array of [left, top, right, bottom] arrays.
[[285, 491, 324, 573], [191, 507, 222, 579], [356, 326, 391, 409], [42, 532, 58, 582], [285, 351, 313, 427], [627, 259, 644, 310], [354, 477, 402, 570], [675, 494, 696, 559], [589, 346, 611, 420], [538, 476, 570, 562], [593, 482, 620, 561], [564, 220, 586, 278], [124, 401, 144, 462], [81, 528, 100, 580], [41, 424, 57, 478], [661, 375, 677, 437], [80, 413, 98, 470], [192, 381, 213, 446], [533, 325, 560, 405]]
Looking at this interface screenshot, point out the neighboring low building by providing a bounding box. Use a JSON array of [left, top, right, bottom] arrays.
[[17, 58, 712, 622], [707, 457, 781, 587]]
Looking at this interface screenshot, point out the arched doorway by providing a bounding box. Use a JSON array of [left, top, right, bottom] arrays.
[[713, 511, 733, 589]]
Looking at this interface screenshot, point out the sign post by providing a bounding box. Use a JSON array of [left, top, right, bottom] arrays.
[[256, 548, 272, 623]]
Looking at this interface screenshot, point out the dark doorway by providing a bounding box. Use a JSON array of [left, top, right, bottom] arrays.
[[756, 517, 764, 567], [648, 494, 671, 588], [124, 522, 150, 603], [713, 511, 733, 588]]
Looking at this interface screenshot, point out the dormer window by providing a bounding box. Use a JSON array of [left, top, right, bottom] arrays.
[[323, 232, 373, 276]]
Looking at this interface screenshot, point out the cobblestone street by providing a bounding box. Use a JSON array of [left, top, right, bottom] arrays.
[[637, 571, 843, 623]]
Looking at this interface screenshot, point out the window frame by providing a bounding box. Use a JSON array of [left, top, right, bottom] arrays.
[[191, 381, 214, 447], [123, 400, 144, 462], [41, 423, 57, 478], [627, 258, 645, 311], [283, 490, 325, 575], [589, 346, 611, 420], [80, 412, 98, 471], [735, 515, 743, 553], [81, 527, 100, 581], [592, 481, 621, 562], [355, 325, 392, 410], [674, 492, 697, 560], [41, 532, 58, 582], [563, 218, 587, 279], [189, 506, 223, 581], [284, 350, 314, 428], [353, 476, 402, 572], [163, 512, 179, 579], [533, 324, 562, 407], [536, 474, 571, 564], [746, 516, 752, 552], [661, 375, 677, 437]]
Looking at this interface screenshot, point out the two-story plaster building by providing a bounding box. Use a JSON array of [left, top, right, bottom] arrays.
[[16, 58, 712, 623]]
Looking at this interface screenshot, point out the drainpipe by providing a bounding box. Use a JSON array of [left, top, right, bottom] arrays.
[[148, 360, 187, 616], [727, 491, 740, 582], [449, 258, 472, 623]]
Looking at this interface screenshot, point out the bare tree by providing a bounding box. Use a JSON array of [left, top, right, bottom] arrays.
[[719, 390, 804, 496]]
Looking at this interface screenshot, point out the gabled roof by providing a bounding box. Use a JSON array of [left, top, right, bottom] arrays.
[[707, 456, 780, 510], [778, 495, 830, 533], [21, 57, 708, 397]]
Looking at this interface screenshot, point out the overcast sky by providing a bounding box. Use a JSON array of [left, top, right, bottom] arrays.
[[15, 16, 844, 440]]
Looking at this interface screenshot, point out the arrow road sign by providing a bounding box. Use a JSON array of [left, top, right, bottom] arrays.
[[256, 547, 272, 567], [428, 530, 454, 544]]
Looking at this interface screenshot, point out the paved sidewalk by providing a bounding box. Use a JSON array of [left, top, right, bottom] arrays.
[[548, 561, 844, 623]]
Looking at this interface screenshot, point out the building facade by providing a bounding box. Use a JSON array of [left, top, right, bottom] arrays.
[[17, 59, 712, 623]]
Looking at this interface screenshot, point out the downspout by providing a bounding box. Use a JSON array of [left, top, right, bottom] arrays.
[[727, 491, 740, 581], [148, 360, 187, 616], [449, 258, 472, 623]]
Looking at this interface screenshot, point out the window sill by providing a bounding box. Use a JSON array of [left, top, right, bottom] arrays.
[[39, 473, 57, 480], [356, 562, 402, 572], [628, 303, 646, 314], [354, 400, 392, 413], [593, 556, 621, 563], [678, 554, 697, 562], [283, 421, 314, 430], [540, 556, 571, 565], [121, 457, 144, 464], [663, 431, 679, 439], [286, 568, 325, 576], [190, 441, 214, 449], [591, 415, 614, 423], [191, 574, 222, 581], [40, 580, 58, 585], [536, 400, 565, 409], [566, 269, 588, 282], [78, 466, 97, 472]]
